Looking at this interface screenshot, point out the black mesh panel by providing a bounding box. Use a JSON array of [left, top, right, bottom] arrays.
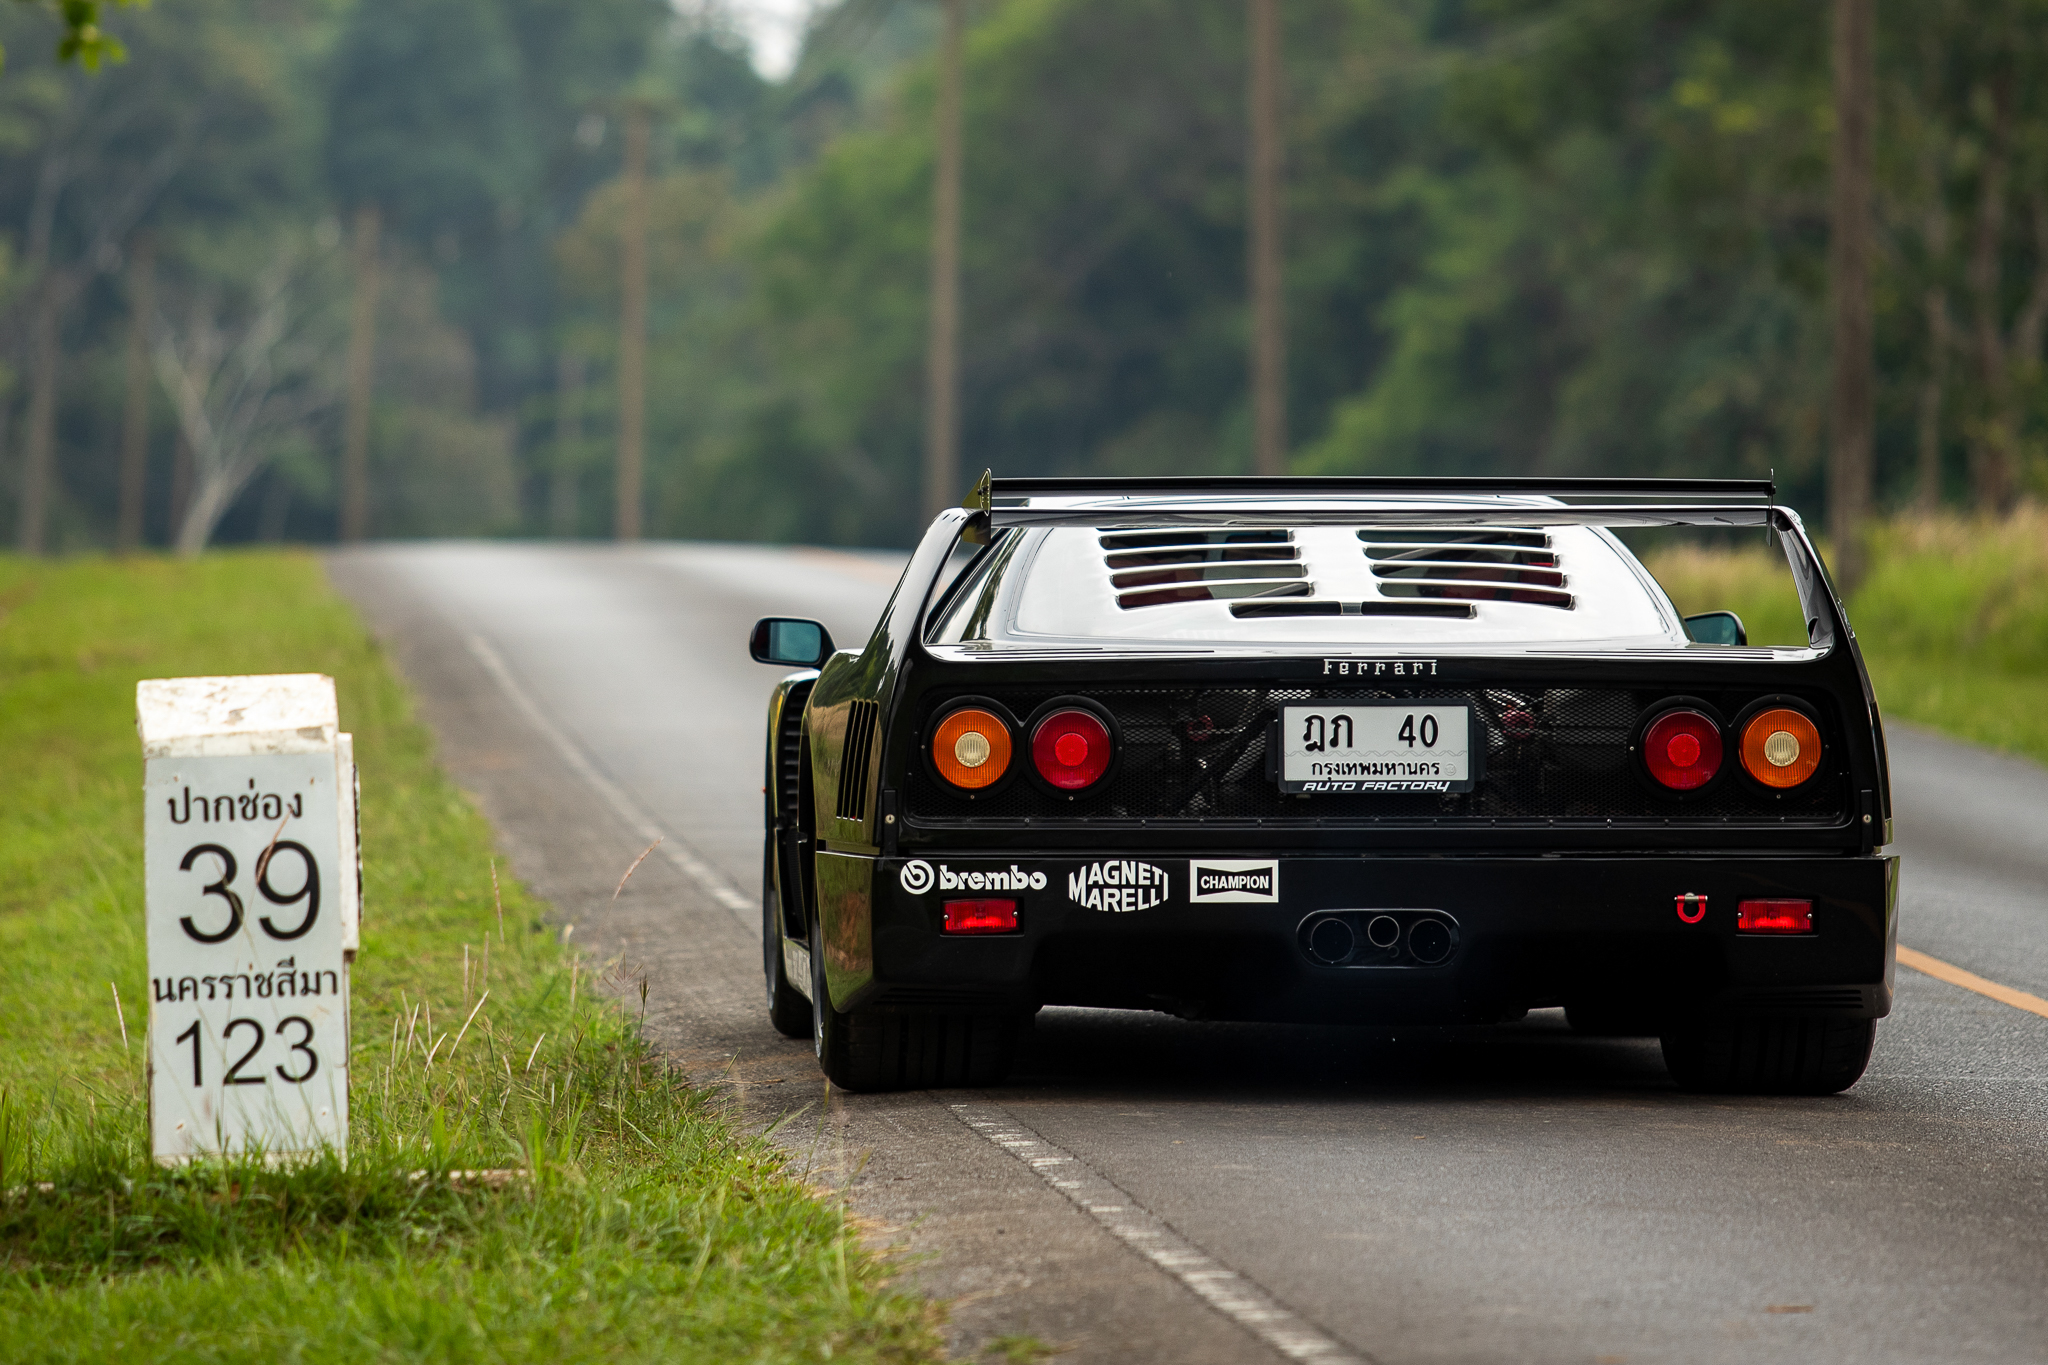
[[904, 685, 1847, 826]]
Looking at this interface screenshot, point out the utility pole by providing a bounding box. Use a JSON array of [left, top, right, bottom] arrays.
[[116, 232, 156, 553], [923, 0, 964, 521], [1828, 0, 1874, 587], [340, 205, 382, 543], [552, 351, 584, 538], [16, 281, 58, 555], [169, 431, 192, 537], [1248, 0, 1288, 476], [616, 104, 651, 542]]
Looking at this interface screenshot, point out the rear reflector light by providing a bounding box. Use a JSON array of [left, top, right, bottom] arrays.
[[1031, 707, 1113, 790], [1737, 899, 1813, 934], [1740, 707, 1822, 788], [943, 899, 1019, 934], [1643, 708, 1723, 790], [933, 707, 1012, 789]]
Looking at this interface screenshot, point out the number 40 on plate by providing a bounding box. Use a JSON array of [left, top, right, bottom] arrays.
[[138, 675, 360, 1164]]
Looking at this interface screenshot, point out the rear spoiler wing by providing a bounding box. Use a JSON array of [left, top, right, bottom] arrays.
[[952, 469, 1844, 650], [963, 471, 1781, 530]]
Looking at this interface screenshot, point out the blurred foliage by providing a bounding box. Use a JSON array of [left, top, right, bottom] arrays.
[[9, 0, 140, 73], [7, 0, 2048, 548], [607, 0, 2048, 546]]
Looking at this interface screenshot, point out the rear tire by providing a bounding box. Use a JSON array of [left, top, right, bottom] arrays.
[[1660, 1016, 1876, 1095], [763, 844, 811, 1039], [810, 917, 1017, 1092]]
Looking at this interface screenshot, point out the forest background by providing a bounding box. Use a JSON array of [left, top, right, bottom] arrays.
[[0, 0, 2043, 553]]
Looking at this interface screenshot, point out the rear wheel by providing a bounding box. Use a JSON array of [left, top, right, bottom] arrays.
[[1660, 1016, 1876, 1095], [810, 917, 1018, 1092], [763, 843, 810, 1038]]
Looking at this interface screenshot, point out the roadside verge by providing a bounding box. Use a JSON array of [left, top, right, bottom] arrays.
[[0, 552, 945, 1364]]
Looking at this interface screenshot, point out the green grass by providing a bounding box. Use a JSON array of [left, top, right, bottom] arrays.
[[1646, 511, 2048, 765], [0, 553, 945, 1363]]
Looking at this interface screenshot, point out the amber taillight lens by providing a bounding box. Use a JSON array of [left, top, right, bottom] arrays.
[[1643, 709, 1723, 790], [932, 708, 1012, 789], [1740, 708, 1822, 788], [1031, 708, 1113, 790]]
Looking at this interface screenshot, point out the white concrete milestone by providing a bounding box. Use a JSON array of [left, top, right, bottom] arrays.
[[139, 674, 358, 1162]]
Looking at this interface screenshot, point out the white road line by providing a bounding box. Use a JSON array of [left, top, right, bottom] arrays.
[[462, 632, 755, 926], [947, 1100, 1370, 1365]]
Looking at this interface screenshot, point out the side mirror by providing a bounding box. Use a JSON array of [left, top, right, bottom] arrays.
[[749, 617, 835, 668], [1683, 611, 1747, 647]]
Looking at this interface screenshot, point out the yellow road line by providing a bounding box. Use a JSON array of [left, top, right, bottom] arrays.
[[1898, 946, 2048, 1021]]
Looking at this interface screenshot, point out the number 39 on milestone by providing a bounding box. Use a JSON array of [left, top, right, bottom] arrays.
[[139, 675, 360, 1163]]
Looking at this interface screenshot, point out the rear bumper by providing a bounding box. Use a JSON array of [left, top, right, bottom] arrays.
[[818, 851, 1899, 1026]]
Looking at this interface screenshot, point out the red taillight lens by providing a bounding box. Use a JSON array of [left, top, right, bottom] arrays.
[[1031, 708, 1112, 790], [1643, 709, 1724, 790], [1737, 898, 1813, 934], [943, 899, 1018, 934]]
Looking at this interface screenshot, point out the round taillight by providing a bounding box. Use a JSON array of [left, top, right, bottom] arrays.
[[933, 708, 1011, 789], [1031, 708, 1112, 791], [1643, 709, 1723, 790], [1740, 707, 1822, 789]]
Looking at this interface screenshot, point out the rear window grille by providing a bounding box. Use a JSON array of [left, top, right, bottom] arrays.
[[1103, 530, 1309, 609], [1358, 529, 1573, 610], [835, 699, 879, 822]]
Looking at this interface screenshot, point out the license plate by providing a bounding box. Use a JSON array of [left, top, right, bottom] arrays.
[[1278, 703, 1476, 793]]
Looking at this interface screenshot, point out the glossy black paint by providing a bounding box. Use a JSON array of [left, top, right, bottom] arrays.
[[850, 852, 1897, 1025], [762, 492, 1897, 1025]]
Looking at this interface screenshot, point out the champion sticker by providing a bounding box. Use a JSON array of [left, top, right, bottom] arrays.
[[1189, 859, 1279, 903]]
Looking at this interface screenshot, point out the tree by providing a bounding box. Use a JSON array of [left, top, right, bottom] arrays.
[[8, 35, 210, 551], [1247, 0, 1287, 475], [1829, 0, 1874, 586], [615, 101, 647, 540], [150, 231, 344, 555], [922, 0, 962, 519]]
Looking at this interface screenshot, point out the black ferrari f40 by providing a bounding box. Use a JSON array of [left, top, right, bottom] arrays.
[[749, 477, 1896, 1095]]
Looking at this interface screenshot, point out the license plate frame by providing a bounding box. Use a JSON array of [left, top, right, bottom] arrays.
[[1276, 702, 1479, 794]]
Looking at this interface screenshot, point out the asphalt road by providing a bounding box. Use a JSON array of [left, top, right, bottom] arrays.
[[328, 542, 2048, 1365]]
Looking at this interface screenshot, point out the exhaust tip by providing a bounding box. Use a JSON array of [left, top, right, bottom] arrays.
[[1408, 918, 1453, 965], [1365, 914, 1402, 950], [1307, 916, 1356, 965]]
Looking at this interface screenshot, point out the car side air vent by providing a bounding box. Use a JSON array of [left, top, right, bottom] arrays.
[[779, 683, 813, 826], [835, 699, 879, 822], [1357, 528, 1574, 610], [1101, 529, 1310, 609]]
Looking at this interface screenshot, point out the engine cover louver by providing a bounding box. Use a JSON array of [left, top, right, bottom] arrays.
[[835, 699, 880, 822], [1358, 528, 1574, 610], [1103, 529, 1310, 609]]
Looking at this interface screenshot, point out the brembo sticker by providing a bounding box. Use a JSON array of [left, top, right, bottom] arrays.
[[1189, 859, 1279, 903], [1068, 860, 1170, 913], [899, 860, 1046, 895]]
